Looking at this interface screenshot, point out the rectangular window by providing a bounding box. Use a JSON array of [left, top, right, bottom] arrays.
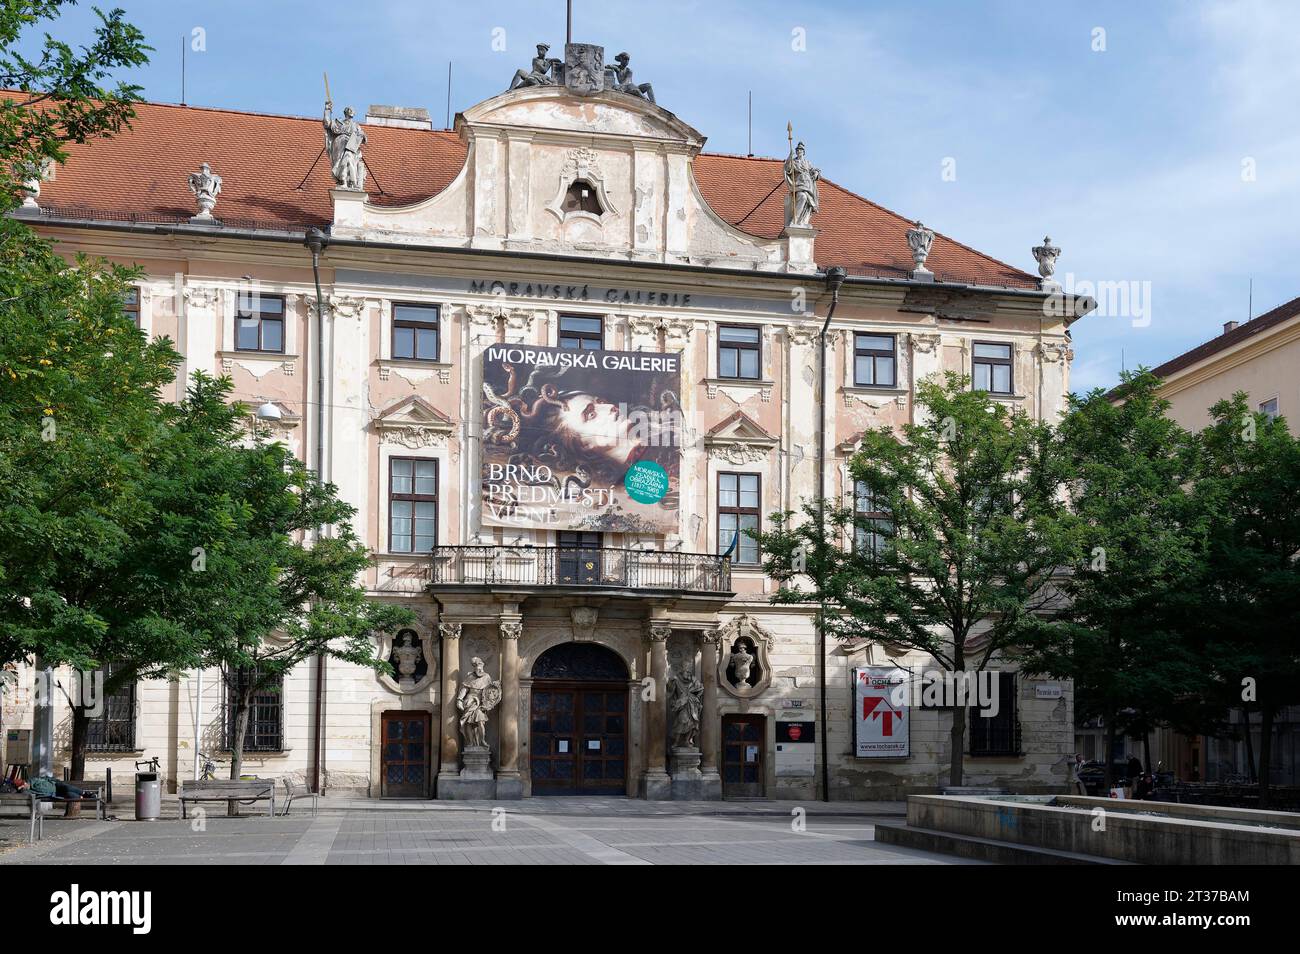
[[392, 303, 440, 362], [559, 314, 603, 350], [969, 671, 1020, 756], [853, 480, 892, 558], [557, 531, 602, 584], [718, 472, 761, 565], [853, 333, 896, 387], [1259, 397, 1279, 421], [718, 325, 762, 380], [121, 288, 140, 327], [85, 662, 136, 752], [972, 341, 1013, 394], [224, 667, 283, 753], [389, 458, 438, 553], [234, 292, 285, 354]]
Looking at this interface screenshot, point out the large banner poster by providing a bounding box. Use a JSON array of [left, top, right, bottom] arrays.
[[853, 666, 911, 758], [480, 343, 681, 532]]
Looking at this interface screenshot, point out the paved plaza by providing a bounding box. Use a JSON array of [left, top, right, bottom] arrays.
[[0, 797, 976, 865]]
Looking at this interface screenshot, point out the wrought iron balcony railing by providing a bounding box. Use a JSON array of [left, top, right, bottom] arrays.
[[430, 545, 732, 595]]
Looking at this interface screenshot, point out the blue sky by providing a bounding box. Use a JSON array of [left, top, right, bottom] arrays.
[[32, 0, 1300, 393]]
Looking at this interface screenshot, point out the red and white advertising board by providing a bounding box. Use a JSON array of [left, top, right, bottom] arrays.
[[853, 666, 910, 758]]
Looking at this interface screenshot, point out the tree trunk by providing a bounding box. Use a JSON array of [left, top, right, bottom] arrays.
[[1103, 713, 1117, 791], [1258, 705, 1274, 810], [69, 706, 90, 781], [226, 687, 255, 817], [948, 701, 965, 787], [229, 687, 253, 780], [64, 706, 90, 818], [1143, 730, 1151, 775], [1240, 706, 1257, 782]]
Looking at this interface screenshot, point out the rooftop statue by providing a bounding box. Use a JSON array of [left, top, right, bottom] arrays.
[[510, 43, 561, 90], [323, 94, 367, 192], [783, 139, 820, 229], [605, 52, 655, 104]]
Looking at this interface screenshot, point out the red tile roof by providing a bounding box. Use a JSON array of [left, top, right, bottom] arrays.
[[28, 99, 1037, 289], [1151, 294, 1300, 379]]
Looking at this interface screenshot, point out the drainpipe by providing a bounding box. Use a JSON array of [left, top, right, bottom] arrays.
[[816, 266, 848, 803], [305, 228, 329, 795]]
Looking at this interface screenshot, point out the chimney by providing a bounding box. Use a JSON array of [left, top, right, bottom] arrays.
[[364, 105, 432, 130], [1223, 320, 1239, 335]]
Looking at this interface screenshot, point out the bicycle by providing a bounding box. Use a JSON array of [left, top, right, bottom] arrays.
[[197, 751, 224, 781], [134, 756, 160, 773]]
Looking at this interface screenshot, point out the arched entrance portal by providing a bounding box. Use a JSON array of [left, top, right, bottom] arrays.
[[530, 642, 629, 795]]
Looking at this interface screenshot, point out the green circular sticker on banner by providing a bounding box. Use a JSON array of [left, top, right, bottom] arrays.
[[624, 460, 669, 504]]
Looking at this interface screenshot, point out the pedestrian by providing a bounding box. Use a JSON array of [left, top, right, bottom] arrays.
[[1126, 754, 1143, 798], [1069, 753, 1087, 795]]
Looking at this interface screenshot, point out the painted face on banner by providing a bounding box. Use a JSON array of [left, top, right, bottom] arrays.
[[556, 393, 642, 465]]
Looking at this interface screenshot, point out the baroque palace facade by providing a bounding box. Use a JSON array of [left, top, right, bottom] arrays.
[[5, 42, 1091, 799]]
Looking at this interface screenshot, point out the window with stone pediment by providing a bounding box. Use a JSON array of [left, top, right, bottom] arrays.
[[718, 472, 761, 565], [389, 457, 438, 553], [852, 479, 893, 559]]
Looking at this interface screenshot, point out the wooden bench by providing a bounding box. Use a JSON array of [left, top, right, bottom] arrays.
[[53, 779, 108, 819], [0, 791, 42, 842], [179, 779, 276, 818], [280, 778, 319, 816]]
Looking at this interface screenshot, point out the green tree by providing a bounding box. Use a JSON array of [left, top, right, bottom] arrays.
[[182, 384, 412, 778], [1, 2, 147, 199], [0, 2, 161, 774], [1019, 372, 1213, 790], [757, 374, 1081, 787], [1197, 394, 1300, 807]]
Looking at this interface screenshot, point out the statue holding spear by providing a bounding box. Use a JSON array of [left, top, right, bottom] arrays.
[[322, 72, 367, 191]]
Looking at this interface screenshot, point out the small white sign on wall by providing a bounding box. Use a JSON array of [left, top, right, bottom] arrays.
[[1035, 683, 1063, 699]]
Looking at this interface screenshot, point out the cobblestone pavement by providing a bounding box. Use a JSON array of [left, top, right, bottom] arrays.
[[0, 797, 975, 865]]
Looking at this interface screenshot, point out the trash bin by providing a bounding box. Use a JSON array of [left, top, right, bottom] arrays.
[[134, 772, 160, 821]]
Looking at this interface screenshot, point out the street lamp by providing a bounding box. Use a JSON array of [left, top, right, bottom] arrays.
[[816, 265, 848, 803]]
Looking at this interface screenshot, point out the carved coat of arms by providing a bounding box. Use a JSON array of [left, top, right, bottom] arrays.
[[564, 43, 605, 95]]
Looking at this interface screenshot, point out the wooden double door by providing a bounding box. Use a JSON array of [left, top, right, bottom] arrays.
[[530, 681, 628, 795], [381, 711, 431, 798]]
